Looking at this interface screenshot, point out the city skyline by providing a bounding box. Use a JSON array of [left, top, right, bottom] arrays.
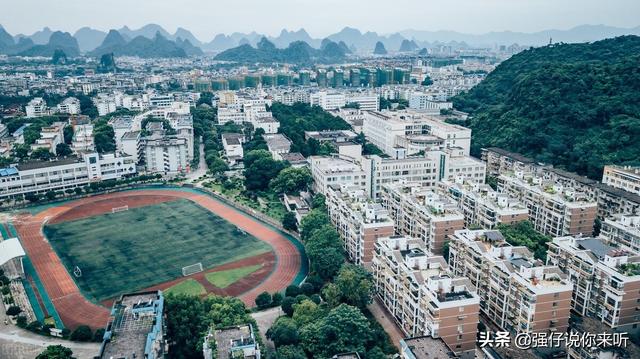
[[1, 0, 639, 40]]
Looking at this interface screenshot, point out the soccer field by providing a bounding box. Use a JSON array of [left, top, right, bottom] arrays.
[[43, 198, 272, 301]]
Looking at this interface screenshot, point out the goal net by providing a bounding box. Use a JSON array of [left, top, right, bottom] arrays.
[[182, 262, 204, 276], [112, 205, 129, 213]]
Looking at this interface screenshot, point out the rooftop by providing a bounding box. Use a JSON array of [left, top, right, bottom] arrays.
[[401, 336, 455, 359]]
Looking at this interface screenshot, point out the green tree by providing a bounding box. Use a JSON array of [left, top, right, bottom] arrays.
[[299, 304, 371, 358], [70, 325, 93, 342], [63, 126, 74, 144], [282, 212, 298, 231], [275, 345, 306, 359], [266, 317, 300, 347], [299, 209, 330, 241], [6, 305, 22, 316], [333, 264, 373, 309], [93, 328, 105, 342], [93, 119, 116, 153], [269, 167, 313, 194], [255, 292, 272, 309], [31, 147, 53, 161], [164, 294, 208, 358], [285, 285, 302, 298], [292, 299, 322, 326], [281, 296, 296, 317], [243, 150, 286, 191], [36, 345, 73, 359], [497, 221, 552, 261], [55, 143, 72, 157]]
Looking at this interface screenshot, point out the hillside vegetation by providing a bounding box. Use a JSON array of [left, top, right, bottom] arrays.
[[453, 36, 640, 179]]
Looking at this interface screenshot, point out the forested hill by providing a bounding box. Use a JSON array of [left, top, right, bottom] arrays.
[[453, 36, 640, 179]]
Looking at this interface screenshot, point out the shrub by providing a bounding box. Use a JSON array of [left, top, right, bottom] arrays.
[[6, 305, 22, 316], [70, 325, 93, 342]]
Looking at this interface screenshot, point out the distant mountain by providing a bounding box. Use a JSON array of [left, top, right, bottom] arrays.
[[269, 29, 321, 48], [214, 37, 345, 64], [118, 24, 171, 41], [176, 38, 204, 56], [14, 26, 54, 45], [74, 27, 107, 52], [398, 39, 418, 52], [373, 41, 387, 55], [0, 25, 14, 51], [399, 24, 640, 47], [18, 31, 80, 57], [174, 27, 202, 46], [90, 31, 187, 58]]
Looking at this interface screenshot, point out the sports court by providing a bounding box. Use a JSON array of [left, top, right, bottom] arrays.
[[44, 198, 272, 301]]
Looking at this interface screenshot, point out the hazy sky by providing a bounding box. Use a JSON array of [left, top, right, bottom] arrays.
[[1, 0, 639, 40]]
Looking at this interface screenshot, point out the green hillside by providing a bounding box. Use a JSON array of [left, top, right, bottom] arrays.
[[453, 36, 640, 179]]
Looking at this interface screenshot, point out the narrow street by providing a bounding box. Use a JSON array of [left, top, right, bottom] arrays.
[[185, 136, 208, 182]]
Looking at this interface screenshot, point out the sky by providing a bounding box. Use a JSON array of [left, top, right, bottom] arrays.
[[1, 0, 639, 40]]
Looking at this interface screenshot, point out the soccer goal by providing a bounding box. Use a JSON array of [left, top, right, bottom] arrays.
[[182, 262, 204, 276], [112, 205, 129, 213]]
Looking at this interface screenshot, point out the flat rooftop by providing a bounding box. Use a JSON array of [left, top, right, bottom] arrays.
[[402, 336, 455, 359], [215, 325, 256, 358]]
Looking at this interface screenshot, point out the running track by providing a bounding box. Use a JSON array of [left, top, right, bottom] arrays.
[[12, 189, 304, 330]]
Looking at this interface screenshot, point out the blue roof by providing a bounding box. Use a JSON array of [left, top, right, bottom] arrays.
[[0, 167, 18, 177]]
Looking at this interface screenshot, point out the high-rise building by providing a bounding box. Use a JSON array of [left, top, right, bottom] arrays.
[[350, 69, 361, 87]]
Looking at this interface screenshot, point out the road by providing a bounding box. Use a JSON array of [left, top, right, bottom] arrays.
[[186, 137, 208, 182], [367, 298, 404, 350], [0, 303, 100, 359], [251, 306, 283, 352]]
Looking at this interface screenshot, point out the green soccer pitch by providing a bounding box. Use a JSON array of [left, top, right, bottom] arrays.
[[43, 198, 272, 301]]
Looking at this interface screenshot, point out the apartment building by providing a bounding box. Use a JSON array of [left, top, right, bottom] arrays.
[[372, 235, 479, 358], [143, 136, 189, 175], [264, 134, 292, 160], [71, 124, 94, 153], [309, 156, 367, 195], [601, 215, 640, 253], [56, 97, 81, 115], [326, 184, 394, 266], [498, 173, 597, 237], [547, 236, 640, 332], [221, 133, 245, 166], [380, 182, 464, 255], [408, 92, 453, 114], [30, 122, 65, 155], [361, 154, 440, 199], [449, 229, 573, 334], [363, 110, 471, 158], [603, 165, 640, 196], [482, 147, 640, 218], [254, 116, 280, 134], [345, 94, 379, 111], [120, 131, 143, 164], [0, 152, 137, 199], [441, 179, 528, 229], [309, 91, 346, 110], [25, 97, 50, 118]]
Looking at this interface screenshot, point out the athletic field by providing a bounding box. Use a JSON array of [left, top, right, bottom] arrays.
[[43, 198, 272, 301]]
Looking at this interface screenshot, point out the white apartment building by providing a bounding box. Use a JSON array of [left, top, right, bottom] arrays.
[[253, 116, 280, 134], [372, 235, 479, 359], [0, 152, 137, 199], [326, 184, 395, 266], [547, 236, 640, 332], [441, 179, 529, 229], [498, 173, 598, 237], [263, 134, 292, 161], [309, 91, 346, 110], [221, 133, 245, 166], [600, 215, 640, 253], [408, 92, 453, 114], [120, 131, 142, 164], [449, 229, 573, 334], [96, 100, 117, 116], [603, 165, 640, 196], [25, 97, 50, 118], [71, 124, 94, 153], [380, 182, 464, 255], [345, 94, 379, 111], [361, 154, 440, 199], [56, 97, 81, 115], [143, 136, 189, 175], [363, 110, 471, 157], [30, 122, 65, 155], [309, 156, 367, 195]]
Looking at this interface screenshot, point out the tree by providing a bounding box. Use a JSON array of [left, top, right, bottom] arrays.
[[269, 167, 313, 194], [45, 191, 57, 201], [63, 125, 74, 144], [244, 150, 286, 191], [36, 345, 73, 359], [333, 264, 373, 309], [93, 119, 116, 153], [24, 193, 41, 203], [56, 143, 72, 157], [70, 325, 93, 342], [51, 50, 67, 65], [282, 212, 298, 231], [292, 299, 322, 326], [206, 155, 228, 175], [255, 291, 272, 309], [164, 294, 208, 358], [299, 282, 315, 296], [285, 285, 302, 298], [421, 76, 433, 86], [271, 292, 283, 306], [6, 305, 22, 316], [299, 304, 371, 358], [299, 209, 330, 241], [281, 296, 296, 317], [275, 345, 306, 359], [321, 282, 342, 307], [31, 147, 53, 161], [266, 317, 300, 347], [497, 221, 552, 261]]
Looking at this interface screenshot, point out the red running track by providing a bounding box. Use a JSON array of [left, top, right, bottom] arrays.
[[12, 189, 303, 330]]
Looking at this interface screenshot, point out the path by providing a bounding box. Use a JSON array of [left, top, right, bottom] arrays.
[[186, 137, 207, 182], [367, 298, 404, 350], [12, 188, 303, 329]]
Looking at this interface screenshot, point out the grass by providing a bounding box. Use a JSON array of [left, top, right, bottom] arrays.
[[165, 279, 206, 296], [205, 180, 287, 221], [44, 198, 272, 301], [205, 264, 263, 288]]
